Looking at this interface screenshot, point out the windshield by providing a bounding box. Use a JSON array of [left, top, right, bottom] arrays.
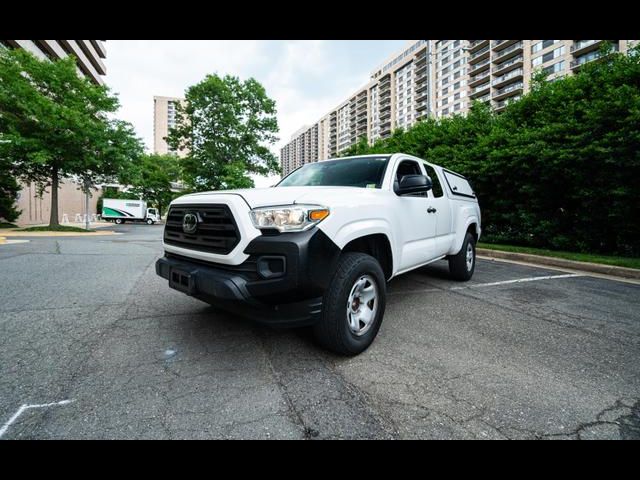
[[277, 156, 390, 188]]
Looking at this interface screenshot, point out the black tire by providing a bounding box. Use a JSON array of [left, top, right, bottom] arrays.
[[115, 218, 124, 225], [146, 218, 154, 225], [313, 252, 386, 356], [448, 232, 476, 281]]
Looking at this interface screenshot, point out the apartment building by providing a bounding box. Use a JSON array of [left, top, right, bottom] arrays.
[[280, 39, 638, 177], [280, 40, 432, 176], [444, 39, 639, 116], [1, 40, 108, 225], [153, 96, 188, 157], [1, 40, 106, 85]]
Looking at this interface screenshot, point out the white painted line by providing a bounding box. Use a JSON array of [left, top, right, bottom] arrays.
[[450, 273, 584, 290], [389, 273, 584, 296], [0, 399, 73, 439]]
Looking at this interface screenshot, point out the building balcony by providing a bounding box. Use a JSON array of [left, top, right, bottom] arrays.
[[475, 94, 491, 104], [415, 62, 428, 76], [469, 70, 490, 87], [469, 45, 490, 64], [468, 57, 490, 76], [416, 100, 429, 111], [379, 75, 391, 87], [492, 82, 524, 101], [492, 68, 523, 88], [468, 40, 489, 53], [415, 89, 429, 102], [492, 55, 523, 76], [469, 81, 490, 99], [415, 81, 428, 93], [379, 110, 391, 121], [415, 73, 428, 85], [492, 39, 520, 51], [492, 41, 523, 63], [494, 95, 522, 111], [570, 40, 604, 56], [414, 54, 428, 67], [570, 44, 619, 70]]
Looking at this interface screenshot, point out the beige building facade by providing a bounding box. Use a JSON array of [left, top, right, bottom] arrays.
[[15, 181, 102, 226], [1, 40, 108, 225], [153, 96, 188, 157], [280, 39, 639, 177]]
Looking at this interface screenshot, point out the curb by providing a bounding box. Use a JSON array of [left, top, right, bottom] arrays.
[[0, 236, 5, 244], [477, 248, 640, 280], [0, 230, 118, 237]]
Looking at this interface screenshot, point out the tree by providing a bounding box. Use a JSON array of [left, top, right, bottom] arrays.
[[351, 44, 640, 255], [120, 153, 182, 218], [0, 48, 144, 227], [167, 74, 279, 191], [0, 159, 20, 222]]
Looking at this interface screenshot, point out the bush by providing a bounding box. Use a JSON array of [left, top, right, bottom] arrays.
[[345, 44, 640, 256]]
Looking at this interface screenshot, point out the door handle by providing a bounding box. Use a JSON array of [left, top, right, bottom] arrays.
[[427, 207, 437, 214]]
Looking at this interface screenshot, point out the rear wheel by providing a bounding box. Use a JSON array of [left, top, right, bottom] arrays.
[[313, 252, 386, 355], [448, 232, 476, 281], [115, 218, 124, 225]]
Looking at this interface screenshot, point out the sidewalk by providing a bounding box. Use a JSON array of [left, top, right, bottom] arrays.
[[0, 221, 119, 238], [477, 248, 640, 280]]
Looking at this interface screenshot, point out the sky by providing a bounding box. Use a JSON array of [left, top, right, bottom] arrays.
[[105, 40, 408, 187]]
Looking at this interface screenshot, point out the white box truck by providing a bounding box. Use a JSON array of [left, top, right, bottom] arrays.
[[102, 199, 160, 225]]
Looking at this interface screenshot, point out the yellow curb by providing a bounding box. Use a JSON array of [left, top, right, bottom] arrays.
[[0, 236, 6, 244], [1, 230, 119, 237]]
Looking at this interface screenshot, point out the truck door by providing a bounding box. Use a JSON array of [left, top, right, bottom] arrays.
[[423, 162, 453, 257], [394, 159, 438, 271]]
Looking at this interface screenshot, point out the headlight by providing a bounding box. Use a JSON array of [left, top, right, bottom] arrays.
[[249, 204, 330, 232]]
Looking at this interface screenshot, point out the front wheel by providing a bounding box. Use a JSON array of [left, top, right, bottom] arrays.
[[448, 232, 476, 281], [146, 218, 154, 225], [313, 252, 386, 356]]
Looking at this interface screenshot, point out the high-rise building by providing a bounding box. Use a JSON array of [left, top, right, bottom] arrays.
[[280, 39, 639, 177], [153, 96, 188, 157], [1, 40, 107, 85]]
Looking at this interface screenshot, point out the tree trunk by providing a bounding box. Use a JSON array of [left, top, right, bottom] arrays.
[[49, 166, 60, 227]]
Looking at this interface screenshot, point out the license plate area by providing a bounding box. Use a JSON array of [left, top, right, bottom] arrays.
[[169, 267, 197, 295]]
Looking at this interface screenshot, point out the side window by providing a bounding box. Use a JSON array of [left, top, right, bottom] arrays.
[[395, 160, 422, 182], [423, 164, 444, 198], [443, 170, 475, 197]]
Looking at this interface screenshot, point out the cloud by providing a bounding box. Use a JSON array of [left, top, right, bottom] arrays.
[[105, 40, 408, 172]]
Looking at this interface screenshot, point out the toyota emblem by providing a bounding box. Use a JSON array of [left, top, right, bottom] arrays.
[[182, 213, 199, 234]]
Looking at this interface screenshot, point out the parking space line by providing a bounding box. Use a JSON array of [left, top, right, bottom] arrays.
[[0, 399, 74, 439], [389, 273, 584, 296], [450, 273, 584, 290]]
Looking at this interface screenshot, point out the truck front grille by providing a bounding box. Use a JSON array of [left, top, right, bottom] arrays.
[[164, 204, 240, 254]]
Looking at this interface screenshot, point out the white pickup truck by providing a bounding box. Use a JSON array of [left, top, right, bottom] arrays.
[[156, 154, 481, 355]]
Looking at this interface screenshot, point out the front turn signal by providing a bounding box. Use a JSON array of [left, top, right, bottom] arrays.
[[309, 209, 330, 222]]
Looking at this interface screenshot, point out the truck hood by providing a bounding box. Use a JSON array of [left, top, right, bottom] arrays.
[[176, 186, 369, 209]]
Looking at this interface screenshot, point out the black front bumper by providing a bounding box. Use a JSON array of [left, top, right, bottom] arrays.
[[156, 228, 341, 327]]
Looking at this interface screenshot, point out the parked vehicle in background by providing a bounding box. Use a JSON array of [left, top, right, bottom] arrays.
[[102, 198, 160, 225], [156, 154, 481, 354]]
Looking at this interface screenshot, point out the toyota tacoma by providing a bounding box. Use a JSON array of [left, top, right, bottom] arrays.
[[156, 154, 481, 355]]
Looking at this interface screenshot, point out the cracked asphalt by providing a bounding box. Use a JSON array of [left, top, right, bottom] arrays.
[[1, 224, 639, 439]]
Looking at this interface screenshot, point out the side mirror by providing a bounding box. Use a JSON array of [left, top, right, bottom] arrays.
[[395, 174, 432, 195]]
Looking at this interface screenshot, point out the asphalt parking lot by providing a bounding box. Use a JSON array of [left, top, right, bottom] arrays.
[[1, 224, 638, 439]]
